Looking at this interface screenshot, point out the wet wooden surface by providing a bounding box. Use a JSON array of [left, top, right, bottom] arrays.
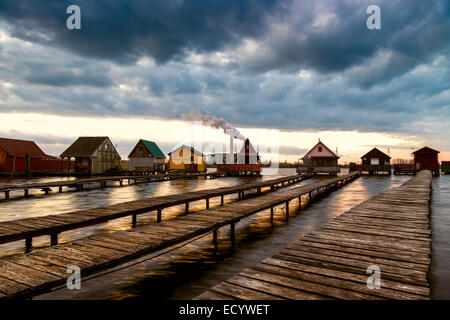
[[0, 174, 310, 246], [0, 171, 228, 201], [195, 170, 432, 300], [0, 173, 358, 298]]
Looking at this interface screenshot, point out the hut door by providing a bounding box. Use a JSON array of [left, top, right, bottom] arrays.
[[416, 162, 420, 170]]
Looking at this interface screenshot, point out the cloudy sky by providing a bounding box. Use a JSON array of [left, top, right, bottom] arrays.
[[0, 0, 449, 163]]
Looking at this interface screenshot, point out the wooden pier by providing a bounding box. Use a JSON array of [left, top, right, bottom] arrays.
[[0, 173, 358, 299], [0, 171, 226, 201], [0, 174, 311, 251], [195, 170, 432, 300]]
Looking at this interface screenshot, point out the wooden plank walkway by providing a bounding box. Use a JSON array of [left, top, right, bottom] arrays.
[[0, 171, 227, 201], [195, 170, 432, 300], [0, 174, 312, 251], [0, 173, 358, 299]]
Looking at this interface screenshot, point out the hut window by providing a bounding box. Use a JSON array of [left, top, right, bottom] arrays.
[[138, 147, 143, 152], [318, 146, 323, 152], [104, 144, 110, 151]]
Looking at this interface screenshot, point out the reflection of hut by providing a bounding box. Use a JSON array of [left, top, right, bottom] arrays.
[[168, 145, 205, 173], [61, 137, 121, 175], [360, 148, 391, 175], [297, 140, 339, 176], [412, 146, 440, 176], [128, 139, 166, 172]]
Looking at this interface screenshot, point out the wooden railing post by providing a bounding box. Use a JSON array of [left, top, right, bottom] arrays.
[[25, 238, 32, 252], [50, 234, 58, 246], [157, 209, 162, 222]]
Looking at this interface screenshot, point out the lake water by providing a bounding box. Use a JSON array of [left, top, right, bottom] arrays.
[[0, 169, 448, 299]]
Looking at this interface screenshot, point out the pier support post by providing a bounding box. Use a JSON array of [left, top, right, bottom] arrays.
[[59, 186, 63, 193], [157, 209, 162, 222], [206, 198, 209, 209], [221, 195, 224, 206], [24, 189, 29, 197], [5, 191, 9, 200], [50, 234, 58, 246], [257, 187, 261, 194], [132, 214, 137, 227], [286, 201, 289, 219], [213, 229, 218, 244], [119, 179, 123, 186], [230, 223, 235, 245], [270, 207, 274, 223], [185, 202, 189, 214], [25, 238, 32, 252]]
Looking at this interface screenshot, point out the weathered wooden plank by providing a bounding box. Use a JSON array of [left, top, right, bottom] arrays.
[[206, 282, 282, 300], [261, 257, 429, 297], [292, 239, 430, 265], [285, 243, 428, 271], [226, 274, 325, 300], [193, 289, 237, 300], [239, 268, 381, 300]]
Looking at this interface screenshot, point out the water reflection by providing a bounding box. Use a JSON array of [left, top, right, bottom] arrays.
[[0, 169, 294, 257], [33, 173, 411, 300], [431, 174, 450, 299]]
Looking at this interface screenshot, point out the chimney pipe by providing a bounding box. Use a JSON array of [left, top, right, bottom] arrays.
[[229, 135, 234, 164]]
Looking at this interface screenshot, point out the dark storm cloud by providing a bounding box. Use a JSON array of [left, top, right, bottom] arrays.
[[0, 0, 449, 149], [0, 0, 280, 64], [0, 0, 448, 84]]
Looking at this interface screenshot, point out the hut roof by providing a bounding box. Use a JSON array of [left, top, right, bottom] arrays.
[[0, 137, 49, 157], [128, 139, 166, 158], [238, 138, 257, 155], [61, 137, 114, 157], [412, 146, 440, 155], [168, 145, 203, 157], [361, 147, 391, 159], [302, 140, 339, 159]]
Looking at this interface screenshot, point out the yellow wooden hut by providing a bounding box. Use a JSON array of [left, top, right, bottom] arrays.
[[168, 145, 205, 172]]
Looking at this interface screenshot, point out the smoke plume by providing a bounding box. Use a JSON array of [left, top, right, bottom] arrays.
[[181, 109, 246, 140]]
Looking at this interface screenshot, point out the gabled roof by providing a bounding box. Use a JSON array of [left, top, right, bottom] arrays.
[[361, 147, 391, 159], [60, 137, 115, 157], [238, 138, 257, 155], [168, 145, 203, 156], [302, 140, 339, 159], [128, 139, 166, 158], [412, 146, 440, 155], [0, 137, 49, 157]]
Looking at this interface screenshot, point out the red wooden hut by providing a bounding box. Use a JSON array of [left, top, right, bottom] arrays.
[[0, 137, 73, 174], [412, 146, 440, 176]]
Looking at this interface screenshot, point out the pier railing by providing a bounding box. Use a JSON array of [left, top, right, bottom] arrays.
[[0, 172, 358, 299], [0, 174, 312, 251]]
